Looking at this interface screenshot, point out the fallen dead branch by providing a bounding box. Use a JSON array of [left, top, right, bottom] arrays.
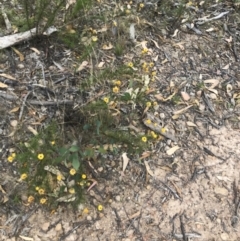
[[0, 26, 57, 49]]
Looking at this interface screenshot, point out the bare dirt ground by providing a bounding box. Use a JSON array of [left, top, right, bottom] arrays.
[[1, 1, 240, 241]]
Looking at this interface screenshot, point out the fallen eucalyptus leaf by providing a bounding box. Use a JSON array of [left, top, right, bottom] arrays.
[[166, 146, 180, 155]]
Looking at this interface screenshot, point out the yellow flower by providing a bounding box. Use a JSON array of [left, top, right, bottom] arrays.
[[139, 3, 144, 8], [142, 62, 147, 69], [38, 153, 44, 160], [82, 174, 87, 179], [83, 208, 89, 214], [114, 80, 122, 86], [127, 62, 133, 68], [149, 62, 154, 68], [153, 101, 158, 106], [69, 188, 75, 194], [20, 173, 28, 180], [40, 198, 47, 204], [151, 131, 158, 139], [112, 86, 119, 93], [161, 127, 166, 133], [141, 48, 148, 54], [70, 168, 76, 175], [92, 36, 98, 42], [125, 9, 131, 14], [103, 97, 109, 104], [38, 188, 45, 195], [57, 175, 62, 181], [28, 195, 35, 203], [79, 181, 85, 186], [7, 152, 16, 162], [35, 186, 40, 191], [145, 119, 151, 124], [146, 102, 152, 107], [151, 71, 156, 77], [51, 141, 55, 145], [141, 136, 147, 142], [98, 204, 103, 211], [144, 67, 149, 73], [7, 156, 14, 163]]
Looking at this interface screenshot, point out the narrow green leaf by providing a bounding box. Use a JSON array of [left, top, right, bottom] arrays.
[[69, 145, 79, 152], [71, 153, 80, 170]]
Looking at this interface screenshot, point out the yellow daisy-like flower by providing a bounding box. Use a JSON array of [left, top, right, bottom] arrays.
[[51, 141, 55, 145], [149, 62, 154, 68], [127, 62, 133, 68], [151, 131, 158, 139], [28, 195, 35, 203], [57, 175, 62, 181], [142, 62, 147, 69], [38, 188, 45, 195], [144, 67, 149, 73], [114, 80, 122, 86], [145, 119, 151, 124], [98, 204, 103, 211], [35, 186, 40, 191], [82, 174, 87, 179], [112, 86, 119, 93], [103, 97, 109, 104], [20, 173, 28, 180], [79, 181, 85, 186], [69, 168, 76, 175], [92, 36, 98, 42], [141, 136, 147, 142], [146, 102, 152, 107], [7, 152, 16, 162], [7, 156, 14, 163], [125, 9, 131, 14], [40, 198, 47, 204], [69, 188, 75, 194], [37, 153, 44, 160], [141, 48, 148, 54], [139, 3, 144, 8], [161, 127, 166, 133], [151, 71, 157, 77]]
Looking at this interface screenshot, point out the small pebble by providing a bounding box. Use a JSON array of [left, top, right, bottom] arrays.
[[49, 65, 56, 71], [166, 139, 172, 146], [220, 233, 229, 240], [115, 195, 121, 202], [21, 194, 28, 202], [86, 215, 92, 221], [18, 64, 24, 69], [111, 161, 116, 167], [42, 222, 50, 231], [98, 167, 103, 172], [55, 223, 62, 232], [159, 113, 165, 119]]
